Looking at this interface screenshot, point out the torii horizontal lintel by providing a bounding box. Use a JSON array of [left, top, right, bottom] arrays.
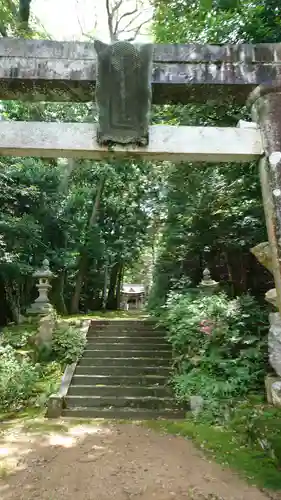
[[1, 39, 281, 104], [0, 122, 263, 163]]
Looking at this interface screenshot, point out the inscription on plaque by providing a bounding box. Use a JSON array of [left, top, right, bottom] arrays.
[[94, 40, 153, 146]]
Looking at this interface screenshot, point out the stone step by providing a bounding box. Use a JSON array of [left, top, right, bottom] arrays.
[[89, 321, 163, 327], [47, 318, 179, 420], [72, 374, 168, 386], [89, 323, 166, 333], [89, 325, 162, 331], [82, 349, 172, 358], [61, 407, 186, 419], [78, 357, 171, 367], [90, 320, 157, 324], [88, 331, 166, 338], [68, 385, 171, 397], [86, 336, 168, 344], [85, 342, 169, 350], [65, 395, 180, 409], [75, 365, 171, 376]]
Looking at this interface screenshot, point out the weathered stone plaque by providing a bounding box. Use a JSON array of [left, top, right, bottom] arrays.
[[94, 40, 153, 146]]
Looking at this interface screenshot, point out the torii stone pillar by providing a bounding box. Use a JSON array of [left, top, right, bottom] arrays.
[[249, 83, 281, 315]]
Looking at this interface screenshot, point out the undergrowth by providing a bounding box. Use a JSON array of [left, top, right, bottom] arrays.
[[150, 290, 281, 489], [160, 291, 269, 421], [0, 318, 86, 413]]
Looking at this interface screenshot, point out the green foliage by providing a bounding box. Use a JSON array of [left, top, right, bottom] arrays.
[[161, 291, 269, 420], [51, 324, 86, 365], [146, 406, 281, 490], [0, 115, 164, 320], [0, 319, 81, 413], [149, 0, 277, 308], [152, 0, 281, 44], [0, 345, 39, 411], [1, 321, 38, 349], [229, 400, 281, 468], [33, 361, 63, 407], [0, 0, 45, 38], [148, 137, 268, 308]]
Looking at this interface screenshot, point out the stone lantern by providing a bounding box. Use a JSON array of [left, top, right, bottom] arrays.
[[27, 258, 54, 315], [198, 268, 219, 295]]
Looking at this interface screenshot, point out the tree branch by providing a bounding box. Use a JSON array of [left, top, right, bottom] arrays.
[[105, 0, 114, 40], [110, 0, 123, 17], [104, 0, 152, 42], [125, 17, 152, 40], [76, 0, 97, 40], [114, 7, 138, 35], [119, 8, 151, 37], [33, 16, 53, 39], [106, 0, 123, 39]]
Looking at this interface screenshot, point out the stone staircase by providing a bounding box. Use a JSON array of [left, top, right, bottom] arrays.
[[62, 319, 185, 419]]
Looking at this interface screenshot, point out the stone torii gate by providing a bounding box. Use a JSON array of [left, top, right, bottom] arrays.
[[1, 38, 281, 316]]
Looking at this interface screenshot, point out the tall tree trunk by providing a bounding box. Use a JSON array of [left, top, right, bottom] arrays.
[[106, 262, 120, 310], [51, 159, 77, 314], [224, 251, 233, 283], [71, 176, 106, 314], [51, 270, 67, 315], [0, 276, 10, 326], [5, 281, 20, 324], [102, 263, 109, 310], [116, 262, 123, 309], [240, 253, 247, 293], [19, 0, 32, 31], [23, 275, 33, 309]]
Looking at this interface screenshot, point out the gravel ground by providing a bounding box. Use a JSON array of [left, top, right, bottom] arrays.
[[0, 420, 279, 500]]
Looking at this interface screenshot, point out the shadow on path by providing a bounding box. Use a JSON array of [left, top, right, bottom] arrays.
[[0, 417, 279, 500]]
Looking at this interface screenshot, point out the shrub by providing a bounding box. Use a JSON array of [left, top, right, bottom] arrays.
[[52, 324, 86, 364], [0, 345, 39, 411], [161, 291, 269, 421], [33, 361, 63, 407], [0, 320, 84, 413], [0, 321, 38, 349], [229, 400, 281, 468]]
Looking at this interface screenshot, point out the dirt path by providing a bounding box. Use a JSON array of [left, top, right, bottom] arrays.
[[0, 419, 279, 500]]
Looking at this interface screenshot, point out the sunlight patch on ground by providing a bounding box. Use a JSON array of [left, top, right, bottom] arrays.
[[0, 418, 112, 478]]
